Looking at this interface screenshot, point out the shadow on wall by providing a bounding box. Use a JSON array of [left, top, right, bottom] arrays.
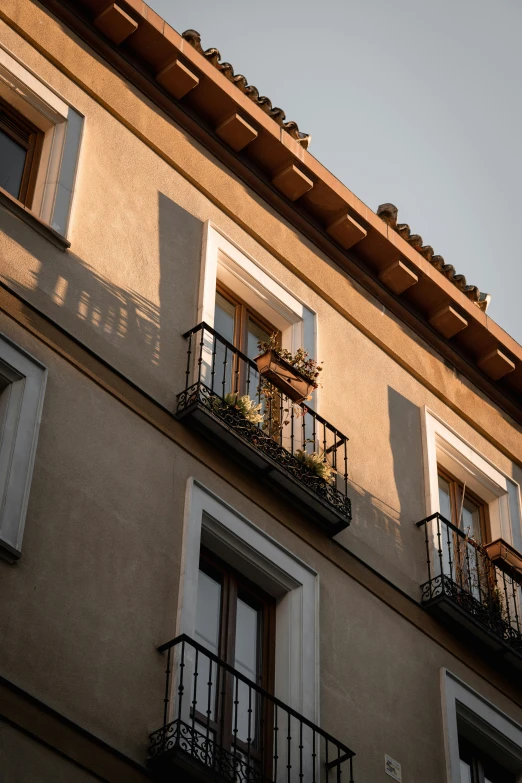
[[343, 387, 426, 589], [0, 192, 203, 403]]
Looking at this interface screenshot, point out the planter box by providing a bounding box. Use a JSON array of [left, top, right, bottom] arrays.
[[485, 538, 522, 584], [254, 349, 317, 403]]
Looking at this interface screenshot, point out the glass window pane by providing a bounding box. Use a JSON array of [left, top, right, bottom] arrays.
[[462, 497, 482, 542], [438, 475, 452, 522], [235, 598, 259, 677], [215, 293, 236, 344], [247, 318, 271, 361], [459, 759, 472, 783], [0, 129, 26, 199], [234, 598, 260, 744], [194, 569, 222, 721], [195, 569, 221, 654]]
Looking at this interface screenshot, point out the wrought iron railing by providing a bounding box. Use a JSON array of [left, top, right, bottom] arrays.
[[176, 323, 351, 529], [149, 635, 356, 783], [417, 512, 522, 653]]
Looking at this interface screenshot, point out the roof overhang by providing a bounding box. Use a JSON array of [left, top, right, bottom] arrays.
[[27, 0, 522, 420]]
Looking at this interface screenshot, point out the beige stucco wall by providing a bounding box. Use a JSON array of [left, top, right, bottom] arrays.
[[0, 312, 520, 783], [0, 720, 101, 782], [1, 14, 521, 602], [1, 3, 522, 781]]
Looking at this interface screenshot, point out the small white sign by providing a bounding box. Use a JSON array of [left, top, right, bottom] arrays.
[[385, 755, 402, 781]]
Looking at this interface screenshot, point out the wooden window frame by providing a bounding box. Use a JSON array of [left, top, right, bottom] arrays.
[[198, 548, 276, 771], [438, 466, 490, 544], [216, 282, 280, 356], [0, 97, 43, 207]]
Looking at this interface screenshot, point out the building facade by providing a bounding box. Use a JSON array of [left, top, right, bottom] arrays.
[[1, 2, 522, 782]]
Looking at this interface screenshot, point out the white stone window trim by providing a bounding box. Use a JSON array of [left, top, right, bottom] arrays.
[[176, 478, 320, 726], [0, 43, 83, 237], [441, 669, 522, 782], [420, 406, 522, 551], [199, 222, 317, 395], [0, 333, 47, 563]]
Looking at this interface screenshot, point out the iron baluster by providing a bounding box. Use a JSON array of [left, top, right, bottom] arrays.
[[210, 333, 217, 393], [274, 704, 278, 783], [191, 648, 199, 758], [162, 645, 172, 753], [222, 343, 228, 400], [233, 675, 239, 769], [436, 515, 444, 584], [178, 640, 185, 724], [312, 728, 317, 783], [474, 545, 482, 604], [247, 683, 253, 774], [299, 720, 304, 783], [464, 540, 473, 596], [205, 657, 213, 767], [198, 330, 205, 386], [445, 519, 454, 583], [287, 711, 292, 783], [233, 348, 240, 396], [185, 331, 193, 389]]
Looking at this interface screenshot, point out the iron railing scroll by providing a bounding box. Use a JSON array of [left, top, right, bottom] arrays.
[[176, 323, 352, 529], [149, 635, 356, 783], [417, 512, 522, 654]]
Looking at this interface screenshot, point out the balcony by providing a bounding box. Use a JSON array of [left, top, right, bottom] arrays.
[[148, 635, 356, 783], [176, 324, 352, 536], [417, 513, 522, 668]]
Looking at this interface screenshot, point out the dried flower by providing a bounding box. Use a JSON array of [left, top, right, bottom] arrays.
[[221, 392, 264, 424], [295, 449, 335, 483]]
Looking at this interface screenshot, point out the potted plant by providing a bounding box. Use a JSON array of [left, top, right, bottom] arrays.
[[295, 449, 335, 483], [254, 335, 322, 403], [213, 392, 264, 424]]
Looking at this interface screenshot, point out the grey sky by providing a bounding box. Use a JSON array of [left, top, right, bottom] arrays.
[[150, 0, 522, 346]]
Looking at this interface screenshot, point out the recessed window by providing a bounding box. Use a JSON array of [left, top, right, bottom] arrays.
[[215, 284, 279, 360], [438, 468, 490, 543], [0, 333, 47, 562], [194, 548, 276, 769], [459, 736, 516, 783], [0, 97, 42, 205]]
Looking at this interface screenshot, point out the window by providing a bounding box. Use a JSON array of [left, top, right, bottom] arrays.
[[0, 45, 83, 237], [459, 737, 515, 783], [179, 481, 319, 722], [422, 408, 522, 552], [0, 333, 47, 563], [442, 670, 522, 783], [0, 97, 42, 204], [215, 284, 278, 361], [194, 549, 276, 766], [214, 284, 279, 400], [199, 223, 316, 376], [438, 468, 490, 544]]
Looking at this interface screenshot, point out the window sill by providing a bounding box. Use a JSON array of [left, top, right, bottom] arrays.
[[0, 187, 71, 252]]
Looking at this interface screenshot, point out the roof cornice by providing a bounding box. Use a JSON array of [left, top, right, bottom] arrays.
[[28, 0, 522, 419]]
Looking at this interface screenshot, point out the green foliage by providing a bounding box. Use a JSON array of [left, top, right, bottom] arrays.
[[258, 334, 323, 384]]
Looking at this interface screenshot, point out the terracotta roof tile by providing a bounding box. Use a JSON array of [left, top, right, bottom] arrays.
[[181, 30, 311, 150], [377, 203, 490, 312]]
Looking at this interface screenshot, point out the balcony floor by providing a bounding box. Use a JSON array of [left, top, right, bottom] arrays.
[[176, 383, 351, 536], [421, 576, 522, 671]]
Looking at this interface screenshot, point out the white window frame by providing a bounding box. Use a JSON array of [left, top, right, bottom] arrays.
[[421, 407, 522, 550], [176, 479, 320, 726], [0, 333, 47, 563], [0, 44, 83, 237], [441, 669, 522, 782], [199, 221, 316, 375]]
